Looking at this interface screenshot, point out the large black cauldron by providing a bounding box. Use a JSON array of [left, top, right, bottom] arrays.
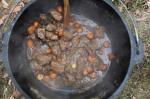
[[2, 0, 144, 99]]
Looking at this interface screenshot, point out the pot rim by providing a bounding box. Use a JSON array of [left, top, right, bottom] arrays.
[[2, 0, 137, 99]]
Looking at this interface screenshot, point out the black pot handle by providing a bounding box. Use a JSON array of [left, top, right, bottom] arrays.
[[103, 0, 144, 65], [132, 38, 144, 65], [118, 0, 144, 65]]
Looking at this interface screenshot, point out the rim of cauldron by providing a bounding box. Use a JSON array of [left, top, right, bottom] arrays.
[[2, 0, 138, 99]]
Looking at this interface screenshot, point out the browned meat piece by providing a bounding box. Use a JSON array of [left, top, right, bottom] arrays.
[[99, 64, 107, 71], [49, 71, 57, 79], [31, 44, 51, 58], [48, 41, 59, 47], [74, 22, 81, 28], [72, 35, 81, 47], [87, 32, 94, 40], [45, 31, 58, 41], [46, 24, 57, 32], [51, 45, 61, 56], [95, 26, 105, 38], [34, 21, 40, 28], [37, 28, 45, 40], [27, 25, 36, 35], [55, 27, 64, 37], [88, 55, 97, 63], [46, 48, 52, 54], [45, 31, 53, 40], [59, 40, 72, 51], [50, 61, 65, 73], [88, 39, 100, 50], [36, 54, 53, 65], [50, 10, 62, 21], [90, 72, 97, 79], [83, 66, 93, 76], [27, 39, 34, 48], [63, 31, 74, 41], [51, 35, 59, 41], [76, 27, 83, 33]]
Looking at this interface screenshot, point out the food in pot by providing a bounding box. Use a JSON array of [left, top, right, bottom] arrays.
[[34, 21, 40, 28], [27, 6, 113, 91], [87, 32, 94, 40], [108, 53, 115, 60], [49, 71, 57, 79], [27, 25, 36, 35], [37, 74, 44, 80], [27, 39, 33, 48], [99, 64, 108, 71], [50, 10, 62, 21]]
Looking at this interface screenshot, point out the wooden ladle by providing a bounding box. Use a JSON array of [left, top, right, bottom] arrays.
[[63, 0, 70, 28]]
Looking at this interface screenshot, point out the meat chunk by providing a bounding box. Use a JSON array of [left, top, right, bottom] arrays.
[[48, 41, 59, 48], [46, 24, 57, 31], [99, 64, 107, 71], [34, 21, 40, 28], [51, 35, 58, 41], [45, 31, 58, 41], [63, 31, 74, 41], [87, 32, 94, 40], [50, 10, 62, 21], [50, 61, 65, 73], [27, 39, 33, 48], [51, 45, 61, 56], [27, 26, 36, 35], [88, 39, 101, 50], [83, 67, 94, 76], [49, 71, 57, 79], [37, 28, 45, 40], [59, 40, 72, 51], [36, 54, 52, 65], [72, 35, 81, 47]]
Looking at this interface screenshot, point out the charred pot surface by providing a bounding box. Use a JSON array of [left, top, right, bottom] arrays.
[[26, 6, 113, 92]]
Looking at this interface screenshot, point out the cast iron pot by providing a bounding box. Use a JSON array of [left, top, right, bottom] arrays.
[[2, 0, 144, 99]]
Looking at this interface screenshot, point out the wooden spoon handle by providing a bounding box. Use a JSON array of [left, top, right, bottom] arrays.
[[64, 0, 70, 28]]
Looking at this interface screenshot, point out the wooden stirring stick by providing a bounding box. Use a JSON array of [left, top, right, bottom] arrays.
[[64, 0, 70, 28]]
